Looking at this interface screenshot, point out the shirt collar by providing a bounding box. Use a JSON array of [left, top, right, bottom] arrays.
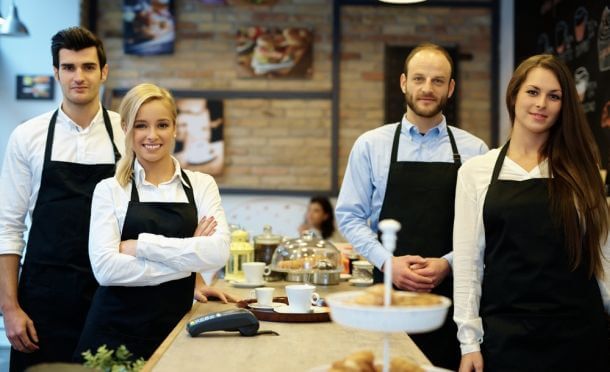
[[133, 156, 190, 188], [401, 115, 447, 139], [57, 103, 104, 132]]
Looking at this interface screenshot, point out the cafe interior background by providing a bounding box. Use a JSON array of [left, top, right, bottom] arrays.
[[0, 0, 608, 369]]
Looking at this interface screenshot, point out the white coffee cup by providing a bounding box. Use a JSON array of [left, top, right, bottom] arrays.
[[352, 260, 374, 281], [242, 262, 271, 283], [250, 287, 275, 306], [285, 284, 320, 313]]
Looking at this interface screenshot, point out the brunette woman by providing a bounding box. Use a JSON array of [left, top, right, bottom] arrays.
[[453, 54, 610, 371], [298, 196, 345, 242]]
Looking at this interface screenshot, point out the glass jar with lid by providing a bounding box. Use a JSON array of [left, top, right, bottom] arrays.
[[252, 224, 282, 265]]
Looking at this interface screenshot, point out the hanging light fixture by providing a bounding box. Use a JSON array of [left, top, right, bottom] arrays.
[[0, 0, 29, 36], [0, 3, 6, 27], [378, 0, 427, 4]]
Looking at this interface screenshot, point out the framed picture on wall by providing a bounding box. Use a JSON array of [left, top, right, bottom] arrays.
[[123, 0, 175, 56], [16, 75, 54, 100], [236, 26, 313, 79], [174, 96, 225, 176]]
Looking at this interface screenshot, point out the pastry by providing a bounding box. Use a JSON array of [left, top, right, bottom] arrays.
[[329, 350, 423, 372], [351, 284, 442, 307]]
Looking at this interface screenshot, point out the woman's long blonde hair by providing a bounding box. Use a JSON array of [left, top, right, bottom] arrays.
[[115, 83, 177, 187]]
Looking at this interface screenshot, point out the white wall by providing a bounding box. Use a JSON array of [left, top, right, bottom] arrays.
[[0, 0, 80, 159]]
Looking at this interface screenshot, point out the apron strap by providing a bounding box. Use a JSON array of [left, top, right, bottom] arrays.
[[490, 141, 510, 185], [43, 110, 59, 167], [446, 127, 461, 166], [180, 170, 196, 206], [102, 107, 122, 162], [130, 177, 140, 203], [390, 123, 402, 165]]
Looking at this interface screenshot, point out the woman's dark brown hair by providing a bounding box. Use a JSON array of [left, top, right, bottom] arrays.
[[506, 54, 608, 278], [309, 196, 336, 240]]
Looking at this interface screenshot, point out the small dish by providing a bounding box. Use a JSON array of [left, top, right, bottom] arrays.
[[274, 306, 330, 314], [348, 278, 373, 287], [248, 302, 287, 310], [340, 273, 352, 281], [230, 281, 266, 288]]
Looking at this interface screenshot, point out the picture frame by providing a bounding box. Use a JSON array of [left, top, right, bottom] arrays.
[[122, 0, 176, 56], [174, 96, 225, 176], [16, 75, 55, 100], [236, 26, 314, 79]]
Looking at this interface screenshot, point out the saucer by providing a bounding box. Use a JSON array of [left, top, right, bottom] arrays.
[[274, 306, 329, 314], [340, 273, 352, 281], [230, 281, 266, 288], [248, 302, 287, 310], [348, 278, 374, 287]]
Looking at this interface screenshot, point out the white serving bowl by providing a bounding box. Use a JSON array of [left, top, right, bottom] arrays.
[[325, 291, 451, 333]]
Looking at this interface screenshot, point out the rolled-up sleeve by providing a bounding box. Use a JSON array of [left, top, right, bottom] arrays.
[[0, 128, 34, 256]]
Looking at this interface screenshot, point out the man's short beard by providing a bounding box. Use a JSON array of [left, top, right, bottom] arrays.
[[405, 92, 448, 118]]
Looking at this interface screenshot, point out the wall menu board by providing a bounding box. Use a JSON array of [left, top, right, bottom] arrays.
[[515, 0, 610, 174]]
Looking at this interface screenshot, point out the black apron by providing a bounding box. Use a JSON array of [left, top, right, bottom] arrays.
[[373, 123, 461, 370], [480, 142, 610, 372], [11, 109, 121, 372], [74, 171, 198, 362]]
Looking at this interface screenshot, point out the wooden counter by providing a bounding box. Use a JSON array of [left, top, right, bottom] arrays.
[[142, 280, 432, 372]]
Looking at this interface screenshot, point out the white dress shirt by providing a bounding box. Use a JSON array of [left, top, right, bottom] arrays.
[[453, 148, 610, 355], [89, 158, 231, 287], [0, 105, 124, 256], [336, 116, 488, 270]]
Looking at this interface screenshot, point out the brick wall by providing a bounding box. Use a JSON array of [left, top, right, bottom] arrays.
[[338, 5, 492, 180], [97, 0, 492, 192]]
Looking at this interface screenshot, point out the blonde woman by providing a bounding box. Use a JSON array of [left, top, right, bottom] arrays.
[[74, 83, 231, 361]]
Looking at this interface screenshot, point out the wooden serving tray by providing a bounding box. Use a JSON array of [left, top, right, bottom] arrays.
[[237, 297, 331, 323]]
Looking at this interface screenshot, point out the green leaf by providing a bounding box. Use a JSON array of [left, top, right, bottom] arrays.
[[82, 344, 146, 372]]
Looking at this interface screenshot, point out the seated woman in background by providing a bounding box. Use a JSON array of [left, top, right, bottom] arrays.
[[299, 196, 345, 242], [74, 83, 232, 361]]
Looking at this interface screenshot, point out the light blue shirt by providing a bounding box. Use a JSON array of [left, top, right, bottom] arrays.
[[335, 116, 489, 270]]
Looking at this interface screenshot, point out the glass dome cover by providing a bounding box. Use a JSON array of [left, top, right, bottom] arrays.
[[270, 231, 342, 274]]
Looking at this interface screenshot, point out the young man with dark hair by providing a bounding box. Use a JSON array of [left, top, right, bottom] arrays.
[[0, 26, 124, 371]]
